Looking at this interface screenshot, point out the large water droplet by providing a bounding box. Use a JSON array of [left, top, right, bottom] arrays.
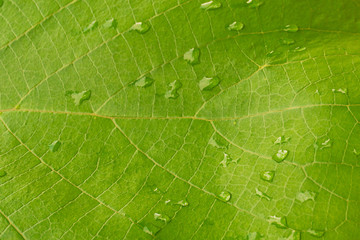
[[227, 22, 244, 31], [103, 18, 117, 29], [83, 20, 98, 33], [296, 190, 316, 203], [133, 76, 154, 88], [267, 215, 288, 229], [246, 0, 264, 8], [175, 199, 189, 207], [274, 136, 290, 145], [272, 150, 288, 163], [307, 229, 325, 238], [260, 170, 275, 182], [142, 224, 160, 236], [165, 80, 182, 99], [49, 140, 61, 152], [200, 1, 222, 10], [218, 191, 231, 202], [69, 90, 91, 106], [130, 22, 150, 34], [255, 188, 271, 201], [220, 153, 236, 167], [292, 46, 306, 52], [199, 76, 220, 91], [283, 24, 299, 32], [0, 170, 7, 177], [246, 232, 263, 240], [332, 88, 347, 94], [184, 48, 200, 65], [280, 38, 295, 45], [154, 213, 171, 223], [209, 135, 227, 149]]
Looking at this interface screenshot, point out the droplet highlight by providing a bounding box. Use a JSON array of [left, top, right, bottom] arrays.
[[175, 199, 189, 207], [49, 140, 61, 152], [296, 190, 316, 203], [267, 215, 288, 229], [274, 136, 290, 145], [165, 80, 182, 99], [199, 76, 220, 91], [131, 22, 150, 34], [332, 88, 347, 94], [246, 0, 264, 8], [184, 48, 200, 65], [353, 148, 360, 156], [133, 76, 154, 88], [83, 20, 98, 33], [292, 46, 306, 52], [260, 170, 275, 182], [154, 213, 171, 223], [283, 24, 299, 32], [200, 1, 222, 10], [255, 188, 271, 201], [220, 152, 236, 167], [307, 229, 325, 238], [227, 22, 244, 31], [218, 191, 231, 202], [103, 18, 117, 29], [280, 38, 295, 45], [69, 90, 91, 106], [272, 150, 288, 163]]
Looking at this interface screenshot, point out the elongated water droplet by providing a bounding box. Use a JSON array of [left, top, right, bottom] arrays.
[[274, 136, 291, 145], [184, 48, 200, 65], [131, 22, 150, 34], [321, 139, 331, 149], [69, 90, 91, 106], [200, 1, 222, 10], [255, 188, 271, 201], [199, 76, 220, 91], [282, 230, 301, 240], [220, 153, 236, 167], [103, 18, 117, 29], [260, 170, 275, 182], [49, 140, 61, 152], [280, 38, 295, 45], [227, 22, 244, 31], [267, 215, 288, 229], [283, 24, 298, 32], [296, 190, 316, 203], [165, 80, 182, 99], [218, 191, 231, 202], [209, 135, 227, 149], [353, 148, 360, 156], [246, 232, 263, 240], [142, 224, 160, 236], [175, 199, 189, 207], [293, 46, 306, 52], [272, 150, 288, 163], [246, 0, 264, 8], [83, 20, 98, 33], [332, 88, 347, 94], [0, 170, 7, 177], [307, 229, 325, 238], [133, 76, 154, 88], [154, 213, 171, 223]]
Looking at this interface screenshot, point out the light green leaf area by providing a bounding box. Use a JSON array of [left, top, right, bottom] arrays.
[[0, 0, 360, 239]]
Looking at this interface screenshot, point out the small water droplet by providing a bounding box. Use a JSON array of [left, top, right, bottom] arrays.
[[133, 76, 154, 88], [283, 24, 299, 32], [69, 90, 91, 106], [296, 190, 316, 203], [218, 191, 231, 202], [292, 46, 306, 52], [199, 76, 220, 91], [227, 22, 244, 31], [280, 38, 295, 45], [103, 18, 117, 29], [274, 136, 291, 145], [209, 135, 227, 149], [267, 215, 288, 229], [332, 88, 347, 94], [0, 170, 7, 177], [153, 187, 163, 194], [272, 150, 288, 163], [165, 199, 171, 204], [200, 1, 222, 10], [320, 139, 331, 149], [315, 89, 320, 94], [154, 213, 171, 223], [130, 22, 150, 34], [307, 229, 325, 238], [142, 224, 160, 236], [220, 152, 237, 167], [165, 80, 182, 99], [83, 20, 98, 33], [49, 140, 61, 152], [260, 170, 275, 182], [246, 232, 263, 240], [353, 148, 360, 156], [175, 199, 189, 207], [184, 48, 200, 65], [255, 188, 271, 201], [246, 0, 264, 8]]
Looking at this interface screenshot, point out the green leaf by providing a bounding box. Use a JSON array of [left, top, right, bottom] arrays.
[[0, 0, 359, 239]]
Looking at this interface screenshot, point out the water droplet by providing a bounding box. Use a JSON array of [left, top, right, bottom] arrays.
[[307, 229, 325, 238], [218, 191, 231, 202], [103, 18, 117, 29], [69, 90, 91, 106], [153, 187, 163, 194], [220, 152, 237, 167], [274, 136, 291, 145], [165, 80, 182, 99], [83, 20, 98, 33], [165, 199, 171, 204], [184, 48, 200, 65], [280, 38, 295, 45], [209, 135, 227, 149], [292, 47, 306, 52], [267, 215, 288, 229], [142, 224, 160, 236], [320, 139, 331, 149], [255, 188, 271, 201], [246, 232, 263, 240], [15, 105, 20, 109], [199, 76, 220, 91], [227, 22, 244, 31], [296, 190, 316, 203], [200, 1, 222, 10], [315, 89, 320, 94], [332, 88, 347, 94], [175, 199, 189, 207], [282, 230, 301, 240], [154, 213, 171, 223], [130, 22, 150, 34], [246, 0, 264, 8], [272, 150, 288, 163], [0, 170, 7, 177], [283, 24, 299, 32], [260, 170, 275, 182], [133, 76, 154, 88], [353, 148, 360, 156], [49, 140, 61, 152]]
